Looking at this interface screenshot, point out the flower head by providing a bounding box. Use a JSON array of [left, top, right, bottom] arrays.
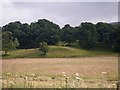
[[63, 74, 67, 77], [75, 77, 82, 81], [62, 72, 65, 74], [31, 73, 35, 76], [6, 72, 11, 76], [101, 72, 107, 75], [9, 81, 14, 85], [75, 73, 79, 76]]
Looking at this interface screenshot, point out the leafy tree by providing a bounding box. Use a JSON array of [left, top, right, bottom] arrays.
[[2, 31, 19, 55], [2, 19, 60, 49], [111, 23, 120, 52], [2, 19, 120, 52], [95, 22, 117, 49], [78, 22, 97, 50], [39, 42, 49, 55], [13, 38, 20, 49], [61, 24, 77, 46]]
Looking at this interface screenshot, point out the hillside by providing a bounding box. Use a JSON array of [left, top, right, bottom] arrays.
[[2, 46, 117, 59]]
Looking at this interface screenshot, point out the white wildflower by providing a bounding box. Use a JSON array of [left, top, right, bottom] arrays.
[[6, 72, 11, 76], [63, 74, 67, 77], [9, 81, 14, 85], [62, 72, 65, 74], [75, 77, 82, 81], [101, 72, 107, 75], [62, 72, 67, 77], [75, 73, 79, 76], [31, 73, 35, 76], [112, 84, 116, 87]]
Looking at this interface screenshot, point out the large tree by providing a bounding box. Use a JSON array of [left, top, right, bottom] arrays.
[[2, 31, 19, 55], [95, 22, 116, 49], [2, 19, 61, 49], [78, 22, 97, 50], [61, 24, 78, 45]]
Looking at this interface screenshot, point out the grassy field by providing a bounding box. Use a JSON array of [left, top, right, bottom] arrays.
[[2, 46, 118, 59], [1, 57, 118, 88], [1, 46, 118, 88]]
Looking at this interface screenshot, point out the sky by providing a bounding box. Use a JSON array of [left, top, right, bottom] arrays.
[[0, 0, 119, 28]]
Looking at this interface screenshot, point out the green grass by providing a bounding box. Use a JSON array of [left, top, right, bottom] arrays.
[[2, 46, 118, 59]]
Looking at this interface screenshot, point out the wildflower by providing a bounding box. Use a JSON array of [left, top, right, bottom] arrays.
[[63, 74, 67, 77], [101, 72, 107, 75], [72, 83, 75, 87], [62, 72, 65, 74], [9, 81, 14, 85], [111, 84, 116, 87], [108, 85, 111, 88], [75, 73, 79, 76], [62, 72, 67, 77], [31, 73, 35, 77], [75, 77, 82, 81], [6, 72, 11, 76]]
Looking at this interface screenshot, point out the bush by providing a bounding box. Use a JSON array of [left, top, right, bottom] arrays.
[[39, 42, 49, 55]]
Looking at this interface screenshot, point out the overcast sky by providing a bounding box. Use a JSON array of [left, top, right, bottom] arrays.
[[0, 0, 119, 28]]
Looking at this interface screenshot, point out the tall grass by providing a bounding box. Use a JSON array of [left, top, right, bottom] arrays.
[[2, 72, 117, 88]]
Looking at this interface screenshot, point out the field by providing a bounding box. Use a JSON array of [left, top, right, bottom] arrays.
[[1, 57, 118, 88], [2, 46, 118, 59]]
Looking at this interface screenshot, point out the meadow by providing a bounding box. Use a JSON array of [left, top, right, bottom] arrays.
[[1, 46, 119, 88], [2, 46, 118, 59], [1, 57, 118, 88]]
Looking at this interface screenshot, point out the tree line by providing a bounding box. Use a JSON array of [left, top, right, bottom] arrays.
[[1, 19, 120, 52]]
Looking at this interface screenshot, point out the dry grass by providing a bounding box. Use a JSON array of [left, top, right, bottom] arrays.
[[2, 57, 118, 80]]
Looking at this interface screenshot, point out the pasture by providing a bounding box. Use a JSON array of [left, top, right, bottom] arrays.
[[1, 57, 118, 88], [2, 46, 118, 59]]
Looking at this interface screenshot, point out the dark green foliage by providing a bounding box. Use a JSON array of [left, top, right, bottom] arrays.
[[2, 19, 60, 49], [2, 31, 19, 55], [61, 24, 78, 46], [78, 22, 97, 50], [2, 19, 120, 52], [95, 22, 120, 51], [39, 42, 49, 55]]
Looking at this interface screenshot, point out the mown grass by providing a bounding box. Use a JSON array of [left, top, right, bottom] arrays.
[[2, 46, 118, 59]]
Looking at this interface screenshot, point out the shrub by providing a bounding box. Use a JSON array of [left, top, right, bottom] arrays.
[[39, 42, 49, 55]]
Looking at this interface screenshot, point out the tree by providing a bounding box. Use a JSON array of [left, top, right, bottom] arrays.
[[95, 22, 117, 49], [13, 38, 20, 49], [78, 22, 97, 50], [39, 42, 49, 55], [2, 31, 19, 55], [61, 24, 77, 45]]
